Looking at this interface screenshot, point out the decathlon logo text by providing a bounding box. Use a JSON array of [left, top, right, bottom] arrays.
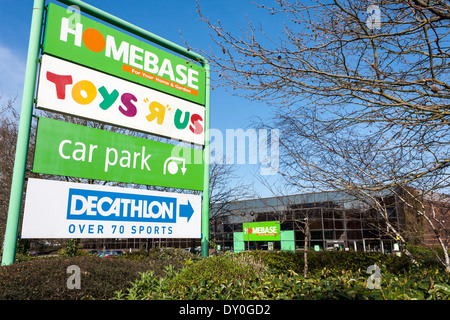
[[66, 188, 193, 223]]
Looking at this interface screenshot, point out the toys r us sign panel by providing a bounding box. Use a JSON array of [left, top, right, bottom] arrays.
[[37, 55, 205, 145]]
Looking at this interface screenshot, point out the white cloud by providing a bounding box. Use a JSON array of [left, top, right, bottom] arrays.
[[0, 43, 26, 101]]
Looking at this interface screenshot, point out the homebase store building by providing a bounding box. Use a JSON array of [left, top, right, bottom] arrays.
[[210, 189, 412, 253]]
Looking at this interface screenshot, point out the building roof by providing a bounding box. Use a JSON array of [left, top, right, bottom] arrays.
[[211, 188, 394, 216]]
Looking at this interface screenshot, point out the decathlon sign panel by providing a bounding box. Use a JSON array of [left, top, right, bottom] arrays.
[[32, 117, 204, 191], [43, 3, 205, 105], [21, 178, 201, 238], [37, 55, 204, 145], [243, 221, 281, 241]]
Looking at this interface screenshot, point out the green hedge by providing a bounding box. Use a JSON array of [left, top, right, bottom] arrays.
[[0, 248, 195, 300], [0, 256, 150, 300], [114, 258, 450, 300], [2, 249, 449, 300], [243, 250, 415, 275], [115, 250, 450, 300]]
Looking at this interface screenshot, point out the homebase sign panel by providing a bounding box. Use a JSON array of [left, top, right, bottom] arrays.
[[21, 179, 201, 239], [43, 3, 205, 105], [243, 221, 281, 241]]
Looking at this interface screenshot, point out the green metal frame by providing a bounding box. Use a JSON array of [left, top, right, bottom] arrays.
[[1, 0, 211, 265], [1, 0, 45, 266]]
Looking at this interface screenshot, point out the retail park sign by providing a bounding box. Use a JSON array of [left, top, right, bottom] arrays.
[[21, 179, 201, 239], [43, 3, 206, 105], [32, 117, 204, 191], [2, 0, 210, 266], [243, 221, 281, 241]]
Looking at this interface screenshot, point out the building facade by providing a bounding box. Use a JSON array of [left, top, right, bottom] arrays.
[[210, 188, 449, 254]]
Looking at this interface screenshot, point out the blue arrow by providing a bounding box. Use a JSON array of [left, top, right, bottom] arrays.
[[179, 200, 194, 222]]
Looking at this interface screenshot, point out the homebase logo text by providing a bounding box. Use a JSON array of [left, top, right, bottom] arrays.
[[244, 225, 278, 236], [67, 188, 177, 223]]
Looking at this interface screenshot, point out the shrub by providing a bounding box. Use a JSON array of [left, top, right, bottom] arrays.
[[121, 248, 201, 271], [306, 251, 413, 274], [406, 244, 448, 269], [16, 239, 31, 256], [0, 248, 200, 300], [58, 239, 88, 257], [171, 252, 266, 287], [113, 265, 178, 300], [4, 250, 449, 300], [244, 250, 413, 275], [65, 239, 79, 257], [115, 252, 268, 300], [147, 247, 201, 265], [243, 250, 302, 274], [120, 249, 149, 261], [0, 255, 152, 300]]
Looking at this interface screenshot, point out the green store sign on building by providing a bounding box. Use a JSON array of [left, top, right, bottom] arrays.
[[243, 221, 281, 241], [233, 221, 295, 252]]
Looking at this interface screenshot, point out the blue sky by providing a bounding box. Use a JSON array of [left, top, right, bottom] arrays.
[[0, 0, 288, 199]]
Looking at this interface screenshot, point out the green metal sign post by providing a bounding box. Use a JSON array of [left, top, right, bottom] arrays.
[[1, 0, 211, 265], [1, 0, 45, 266]]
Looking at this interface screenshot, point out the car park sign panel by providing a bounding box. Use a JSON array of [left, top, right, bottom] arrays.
[[32, 117, 204, 191], [21, 179, 201, 239]]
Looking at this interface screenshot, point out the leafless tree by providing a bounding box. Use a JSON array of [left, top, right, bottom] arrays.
[[193, 0, 450, 270], [209, 161, 253, 219], [0, 96, 19, 245], [194, 0, 450, 186]]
